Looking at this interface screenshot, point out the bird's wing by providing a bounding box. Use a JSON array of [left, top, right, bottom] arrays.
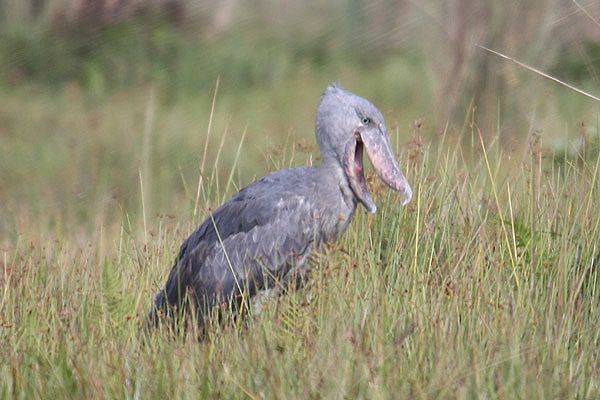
[[158, 188, 319, 314]]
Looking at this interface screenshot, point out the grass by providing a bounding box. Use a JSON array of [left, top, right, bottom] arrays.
[[1, 99, 600, 398], [2, 2, 600, 397]]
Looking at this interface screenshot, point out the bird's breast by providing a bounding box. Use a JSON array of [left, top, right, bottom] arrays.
[[314, 186, 357, 243]]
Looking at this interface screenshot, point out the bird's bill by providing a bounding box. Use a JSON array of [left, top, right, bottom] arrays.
[[362, 129, 412, 205], [343, 129, 412, 213], [343, 134, 377, 213]]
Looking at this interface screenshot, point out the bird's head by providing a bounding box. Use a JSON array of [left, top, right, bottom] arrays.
[[315, 83, 412, 213]]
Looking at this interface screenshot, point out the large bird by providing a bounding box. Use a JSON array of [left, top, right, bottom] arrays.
[[149, 84, 412, 328]]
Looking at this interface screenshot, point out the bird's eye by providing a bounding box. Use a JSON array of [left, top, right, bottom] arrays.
[[361, 117, 371, 125]]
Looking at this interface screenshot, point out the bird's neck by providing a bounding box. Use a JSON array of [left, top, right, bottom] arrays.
[[318, 153, 344, 177], [318, 155, 357, 213], [319, 150, 342, 168]]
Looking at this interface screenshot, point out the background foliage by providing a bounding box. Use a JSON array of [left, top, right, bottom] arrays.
[[1, 0, 600, 398]]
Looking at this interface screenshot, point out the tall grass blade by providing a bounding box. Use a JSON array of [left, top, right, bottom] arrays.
[[477, 44, 600, 103]]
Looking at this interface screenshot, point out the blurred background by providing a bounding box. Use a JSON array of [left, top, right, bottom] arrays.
[[1, 0, 599, 246]]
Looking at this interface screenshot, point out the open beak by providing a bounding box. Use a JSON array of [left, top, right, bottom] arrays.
[[343, 129, 412, 213]]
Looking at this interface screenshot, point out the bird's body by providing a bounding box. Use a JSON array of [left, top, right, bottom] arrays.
[[149, 84, 411, 327]]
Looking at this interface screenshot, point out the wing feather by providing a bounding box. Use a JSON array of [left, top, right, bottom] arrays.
[[152, 186, 319, 323]]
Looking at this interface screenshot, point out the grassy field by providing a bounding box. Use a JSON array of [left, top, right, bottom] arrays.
[[2, 1, 600, 398], [2, 98, 600, 397]]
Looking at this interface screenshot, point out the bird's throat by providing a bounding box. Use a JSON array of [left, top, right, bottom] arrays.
[[343, 133, 377, 213]]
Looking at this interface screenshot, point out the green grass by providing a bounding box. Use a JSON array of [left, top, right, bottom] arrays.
[[2, 2, 600, 397], [1, 108, 599, 398]]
